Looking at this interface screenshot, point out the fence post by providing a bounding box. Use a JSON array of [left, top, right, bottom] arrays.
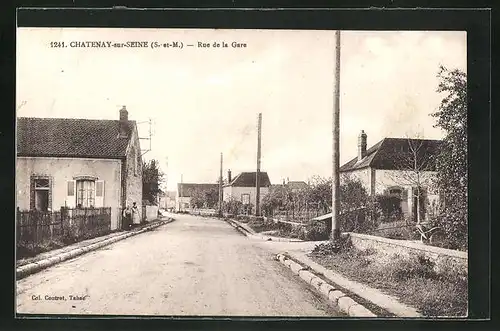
[[33, 211, 38, 246]]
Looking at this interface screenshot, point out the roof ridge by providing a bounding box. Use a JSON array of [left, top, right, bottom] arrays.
[[17, 117, 137, 123]]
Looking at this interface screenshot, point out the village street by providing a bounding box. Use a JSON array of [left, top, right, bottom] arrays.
[[16, 214, 338, 316]]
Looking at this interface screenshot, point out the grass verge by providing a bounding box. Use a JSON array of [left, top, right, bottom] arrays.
[[283, 253, 395, 317], [308, 241, 468, 317]]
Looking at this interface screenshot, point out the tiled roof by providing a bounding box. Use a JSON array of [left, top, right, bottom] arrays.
[[225, 172, 271, 188], [286, 181, 309, 190], [17, 117, 136, 159], [177, 183, 219, 198], [340, 138, 443, 172]]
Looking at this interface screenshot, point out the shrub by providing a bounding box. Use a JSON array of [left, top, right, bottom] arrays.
[[434, 210, 468, 251], [303, 220, 329, 241], [374, 221, 420, 240], [375, 195, 403, 222], [340, 207, 380, 234], [16, 240, 65, 260], [223, 199, 243, 216], [310, 235, 352, 255], [384, 253, 437, 281], [247, 217, 280, 233]]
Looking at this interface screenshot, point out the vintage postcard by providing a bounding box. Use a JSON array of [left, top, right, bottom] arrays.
[[16, 26, 468, 318]]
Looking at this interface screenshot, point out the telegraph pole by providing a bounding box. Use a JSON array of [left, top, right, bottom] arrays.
[[219, 152, 223, 217], [255, 113, 262, 217], [180, 174, 183, 212], [332, 30, 341, 241]]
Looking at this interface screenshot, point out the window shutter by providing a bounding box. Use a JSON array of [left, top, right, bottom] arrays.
[[95, 180, 105, 208], [66, 180, 76, 208]]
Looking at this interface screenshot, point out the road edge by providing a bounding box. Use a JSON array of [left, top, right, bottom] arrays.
[[16, 218, 175, 280], [223, 218, 303, 243], [275, 252, 378, 318]]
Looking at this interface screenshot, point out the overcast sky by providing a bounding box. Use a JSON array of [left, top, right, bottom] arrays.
[[17, 28, 466, 191]]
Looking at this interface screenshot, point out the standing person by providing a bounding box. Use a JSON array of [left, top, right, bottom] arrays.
[[122, 205, 132, 230], [131, 202, 140, 227]]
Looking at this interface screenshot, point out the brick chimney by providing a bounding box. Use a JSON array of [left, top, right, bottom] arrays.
[[119, 106, 128, 138], [227, 169, 232, 183], [358, 130, 367, 161]]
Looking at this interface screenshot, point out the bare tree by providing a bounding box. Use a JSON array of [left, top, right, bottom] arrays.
[[383, 134, 439, 224]]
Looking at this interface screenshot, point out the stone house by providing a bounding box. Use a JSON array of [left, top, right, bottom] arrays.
[[16, 106, 143, 230], [222, 170, 271, 209], [158, 190, 176, 210], [285, 180, 309, 192], [339, 130, 442, 221]]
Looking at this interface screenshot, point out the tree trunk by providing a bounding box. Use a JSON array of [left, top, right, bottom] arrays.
[[416, 186, 421, 224]]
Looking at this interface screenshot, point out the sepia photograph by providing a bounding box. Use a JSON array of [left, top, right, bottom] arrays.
[[15, 26, 468, 318]]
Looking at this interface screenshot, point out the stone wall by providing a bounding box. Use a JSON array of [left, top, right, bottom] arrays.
[[124, 127, 143, 223], [348, 232, 468, 275]]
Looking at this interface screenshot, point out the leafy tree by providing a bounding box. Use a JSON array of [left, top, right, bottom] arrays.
[[190, 189, 205, 209], [142, 159, 164, 205], [222, 197, 243, 215], [339, 174, 369, 213], [430, 65, 467, 250], [338, 175, 378, 233], [306, 176, 333, 213], [190, 187, 219, 209], [261, 185, 289, 216]]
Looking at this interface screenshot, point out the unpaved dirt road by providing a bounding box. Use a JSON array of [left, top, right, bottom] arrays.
[[16, 214, 339, 316]]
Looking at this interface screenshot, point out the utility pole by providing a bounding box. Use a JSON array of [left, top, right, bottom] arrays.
[[219, 152, 223, 217], [332, 30, 341, 241], [180, 173, 183, 212], [164, 156, 169, 210], [165, 156, 169, 191], [255, 113, 262, 217]]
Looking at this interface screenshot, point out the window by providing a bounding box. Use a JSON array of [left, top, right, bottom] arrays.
[[389, 188, 402, 196], [386, 186, 404, 199], [241, 194, 250, 205], [31, 176, 51, 211], [76, 180, 95, 208]]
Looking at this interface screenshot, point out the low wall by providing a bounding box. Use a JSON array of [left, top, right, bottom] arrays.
[[145, 205, 158, 221], [348, 232, 468, 275], [190, 209, 219, 217]]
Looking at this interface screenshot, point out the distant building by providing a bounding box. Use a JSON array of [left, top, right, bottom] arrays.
[[176, 183, 219, 211], [285, 180, 309, 192], [222, 170, 271, 208], [16, 106, 143, 229], [158, 190, 176, 210], [339, 130, 442, 221]]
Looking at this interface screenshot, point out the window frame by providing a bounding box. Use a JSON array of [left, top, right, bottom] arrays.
[[241, 193, 250, 205], [76, 179, 96, 208], [30, 175, 52, 211]]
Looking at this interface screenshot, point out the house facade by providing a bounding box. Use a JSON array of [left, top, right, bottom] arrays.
[[285, 180, 309, 193], [222, 170, 271, 208], [158, 190, 176, 210], [176, 183, 219, 211], [16, 106, 143, 230], [339, 130, 442, 221]]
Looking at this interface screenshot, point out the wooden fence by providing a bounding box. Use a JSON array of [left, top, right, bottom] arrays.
[[16, 207, 112, 246], [272, 208, 326, 224]]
